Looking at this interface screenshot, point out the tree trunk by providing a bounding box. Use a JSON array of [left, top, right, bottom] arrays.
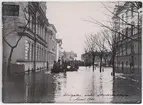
[[104, 58, 106, 67], [100, 55, 102, 72], [7, 47, 14, 76], [112, 54, 115, 76], [92, 58, 95, 71]]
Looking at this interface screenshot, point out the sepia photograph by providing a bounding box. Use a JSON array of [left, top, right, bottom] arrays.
[[2, 1, 142, 103]]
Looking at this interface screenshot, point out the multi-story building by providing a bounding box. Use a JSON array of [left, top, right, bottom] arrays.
[[112, 2, 142, 74], [3, 2, 57, 72], [56, 38, 63, 61], [47, 24, 57, 70]]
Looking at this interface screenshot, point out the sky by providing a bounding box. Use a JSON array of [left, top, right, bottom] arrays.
[[46, 2, 115, 60]]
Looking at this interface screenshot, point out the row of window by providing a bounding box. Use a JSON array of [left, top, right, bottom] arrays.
[[28, 12, 36, 33], [115, 26, 138, 42], [36, 20, 48, 42], [25, 40, 48, 61], [116, 41, 140, 56], [116, 4, 138, 29], [36, 45, 48, 61], [27, 8, 49, 42], [115, 61, 129, 66]]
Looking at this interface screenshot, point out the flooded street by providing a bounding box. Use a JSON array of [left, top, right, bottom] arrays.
[[3, 67, 141, 103]]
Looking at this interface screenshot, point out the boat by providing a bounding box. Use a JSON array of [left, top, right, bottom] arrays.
[[66, 65, 78, 71], [51, 62, 79, 73]]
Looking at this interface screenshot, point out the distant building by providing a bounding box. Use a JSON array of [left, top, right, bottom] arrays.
[[3, 2, 57, 72], [112, 2, 142, 73], [62, 51, 77, 61], [81, 53, 92, 65], [56, 39, 63, 61], [81, 51, 111, 66]]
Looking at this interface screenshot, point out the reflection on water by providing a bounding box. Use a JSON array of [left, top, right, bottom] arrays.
[[3, 67, 141, 103], [42, 67, 114, 103]]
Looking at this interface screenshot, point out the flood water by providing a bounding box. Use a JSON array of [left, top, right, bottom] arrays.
[[2, 66, 141, 103]]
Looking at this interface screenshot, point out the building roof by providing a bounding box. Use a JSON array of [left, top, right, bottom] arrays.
[[56, 38, 62, 44], [49, 24, 57, 33]]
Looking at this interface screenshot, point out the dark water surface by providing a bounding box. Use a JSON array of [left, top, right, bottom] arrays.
[[3, 67, 141, 103]]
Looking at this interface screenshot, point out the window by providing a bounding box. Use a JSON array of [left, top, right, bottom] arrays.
[[131, 25, 134, 36], [121, 30, 124, 40], [44, 50, 47, 61], [28, 13, 30, 28], [126, 61, 128, 66], [32, 15, 35, 33], [30, 14, 32, 30], [45, 28, 47, 41], [126, 43, 128, 55], [134, 42, 138, 54], [40, 25, 42, 37], [38, 47, 40, 61], [122, 61, 124, 68], [122, 45, 124, 56], [41, 26, 43, 39], [128, 43, 131, 54], [28, 42, 31, 60], [126, 11, 128, 23], [42, 48, 44, 61], [121, 14, 126, 28], [25, 40, 28, 60], [3, 4, 19, 16], [126, 27, 128, 37], [39, 47, 42, 61], [31, 44, 34, 60], [36, 46, 38, 61], [133, 25, 135, 35], [41, 48, 43, 60], [47, 51, 48, 61], [38, 21, 40, 35], [131, 43, 134, 54], [44, 50, 46, 61], [122, 14, 124, 26], [118, 33, 120, 41], [131, 5, 134, 18], [119, 48, 121, 56], [118, 18, 120, 29]]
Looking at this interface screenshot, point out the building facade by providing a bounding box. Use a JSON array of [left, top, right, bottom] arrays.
[[112, 2, 142, 74], [56, 39, 63, 61], [47, 24, 57, 70], [3, 2, 57, 72]]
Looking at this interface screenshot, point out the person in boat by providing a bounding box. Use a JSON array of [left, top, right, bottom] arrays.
[[70, 62, 75, 70], [57, 60, 62, 71], [52, 60, 57, 72], [75, 63, 79, 69], [62, 61, 67, 72]]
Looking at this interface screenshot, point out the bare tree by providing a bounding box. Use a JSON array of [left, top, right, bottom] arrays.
[[81, 52, 92, 67], [84, 34, 98, 71], [83, 1, 142, 76], [84, 32, 110, 72], [93, 32, 110, 72], [3, 3, 30, 75], [100, 30, 117, 75]]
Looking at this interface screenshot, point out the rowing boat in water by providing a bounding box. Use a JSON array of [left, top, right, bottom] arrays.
[[51, 65, 79, 73]]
